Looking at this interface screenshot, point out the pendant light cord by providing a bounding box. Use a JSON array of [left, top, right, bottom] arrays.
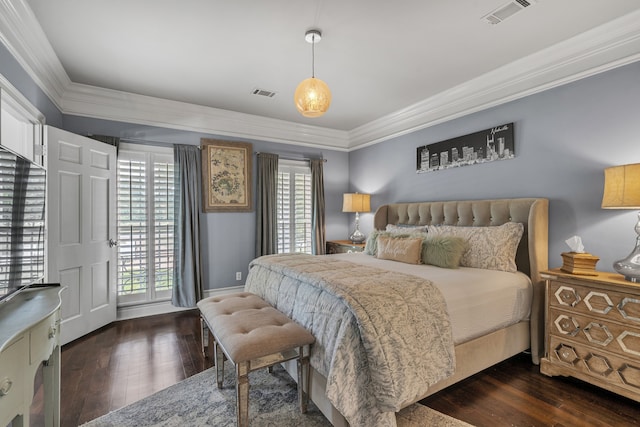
[[311, 34, 316, 78]]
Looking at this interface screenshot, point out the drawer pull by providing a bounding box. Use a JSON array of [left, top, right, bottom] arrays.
[[555, 286, 581, 307], [554, 314, 580, 336], [0, 377, 12, 397], [48, 325, 57, 339]]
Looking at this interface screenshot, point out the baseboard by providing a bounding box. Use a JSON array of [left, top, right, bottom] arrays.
[[116, 285, 245, 321]]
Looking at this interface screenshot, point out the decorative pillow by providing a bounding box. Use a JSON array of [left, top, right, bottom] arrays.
[[364, 230, 381, 255], [421, 236, 469, 269], [376, 236, 423, 264], [364, 230, 427, 256], [426, 223, 524, 272], [386, 224, 429, 234]]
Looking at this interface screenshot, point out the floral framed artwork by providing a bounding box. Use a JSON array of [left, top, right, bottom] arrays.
[[201, 139, 253, 212]]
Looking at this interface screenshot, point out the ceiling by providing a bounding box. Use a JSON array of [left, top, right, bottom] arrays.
[[11, 0, 640, 147]]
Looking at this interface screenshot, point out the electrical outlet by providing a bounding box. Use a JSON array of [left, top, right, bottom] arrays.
[[236, 272, 242, 281]]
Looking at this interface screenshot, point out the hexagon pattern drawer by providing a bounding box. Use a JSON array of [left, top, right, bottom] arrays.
[[548, 280, 640, 326], [541, 269, 640, 403], [548, 307, 640, 356]]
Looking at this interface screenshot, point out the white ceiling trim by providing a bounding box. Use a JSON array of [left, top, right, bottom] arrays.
[[62, 82, 350, 150], [0, 0, 69, 109], [0, 71, 45, 124], [1, 1, 639, 152], [348, 9, 640, 150]]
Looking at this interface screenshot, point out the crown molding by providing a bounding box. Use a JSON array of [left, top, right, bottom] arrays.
[[62, 82, 350, 150], [347, 9, 640, 150], [1, 0, 639, 152], [0, 70, 45, 124], [0, 0, 69, 109]]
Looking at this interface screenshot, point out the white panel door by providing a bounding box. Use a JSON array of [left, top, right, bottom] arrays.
[[46, 126, 117, 345]]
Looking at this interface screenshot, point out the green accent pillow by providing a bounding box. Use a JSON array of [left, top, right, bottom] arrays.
[[364, 230, 381, 255], [421, 236, 469, 269]]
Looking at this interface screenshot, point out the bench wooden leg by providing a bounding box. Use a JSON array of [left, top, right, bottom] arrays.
[[297, 345, 310, 413], [236, 362, 250, 427], [214, 339, 225, 389]]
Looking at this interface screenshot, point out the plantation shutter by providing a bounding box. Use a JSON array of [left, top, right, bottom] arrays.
[[153, 160, 175, 292], [277, 161, 312, 254], [116, 144, 174, 305], [117, 153, 148, 298]]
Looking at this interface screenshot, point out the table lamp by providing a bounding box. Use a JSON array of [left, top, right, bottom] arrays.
[[342, 193, 371, 243], [602, 163, 640, 282]]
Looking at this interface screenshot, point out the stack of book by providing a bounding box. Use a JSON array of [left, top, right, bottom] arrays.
[[561, 252, 599, 275]]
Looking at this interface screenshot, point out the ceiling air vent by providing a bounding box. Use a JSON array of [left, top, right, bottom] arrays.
[[483, 0, 537, 25], [251, 88, 277, 98]]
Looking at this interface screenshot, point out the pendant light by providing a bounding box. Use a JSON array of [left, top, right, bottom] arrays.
[[294, 29, 332, 118]]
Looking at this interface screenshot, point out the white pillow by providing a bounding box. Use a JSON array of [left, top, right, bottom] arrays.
[[426, 223, 524, 272]]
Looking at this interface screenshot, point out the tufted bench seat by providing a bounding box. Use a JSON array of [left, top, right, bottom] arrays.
[[197, 292, 315, 427]]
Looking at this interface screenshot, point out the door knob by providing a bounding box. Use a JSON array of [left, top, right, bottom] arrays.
[[109, 239, 119, 247]]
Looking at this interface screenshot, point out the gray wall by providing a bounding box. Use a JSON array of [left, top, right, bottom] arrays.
[[62, 116, 350, 290], [349, 61, 640, 272]]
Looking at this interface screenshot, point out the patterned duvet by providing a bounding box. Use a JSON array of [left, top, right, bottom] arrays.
[[244, 253, 455, 427]]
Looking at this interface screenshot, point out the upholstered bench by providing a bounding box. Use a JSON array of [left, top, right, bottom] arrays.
[[197, 292, 315, 427]]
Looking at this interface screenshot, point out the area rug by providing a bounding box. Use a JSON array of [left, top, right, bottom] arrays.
[[81, 364, 472, 427]]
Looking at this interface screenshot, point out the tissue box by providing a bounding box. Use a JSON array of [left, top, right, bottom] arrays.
[[560, 252, 599, 275]]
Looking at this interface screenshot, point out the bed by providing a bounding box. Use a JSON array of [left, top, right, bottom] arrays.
[[245, 198, 548, 426]]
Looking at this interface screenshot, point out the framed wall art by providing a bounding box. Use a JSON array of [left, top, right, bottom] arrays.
[[416, 122, 515, 173], [201, 139, 253, 212]]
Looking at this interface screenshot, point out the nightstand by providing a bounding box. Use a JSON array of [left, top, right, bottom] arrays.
[[540, 269, 640, 402], [326, 240, 365, 254]]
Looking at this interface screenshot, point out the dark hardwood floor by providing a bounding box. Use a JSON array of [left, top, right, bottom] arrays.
[[38, 310, 639, 426], [57, 310, 210, 426]]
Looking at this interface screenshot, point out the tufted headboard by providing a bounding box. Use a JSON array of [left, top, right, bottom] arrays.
[[374, 198, 548, 282], [373, 198, 549, 362]]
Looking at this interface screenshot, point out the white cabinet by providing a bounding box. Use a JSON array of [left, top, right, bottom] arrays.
[[0, 83, 45, 165], [0, 287, 64, 427]]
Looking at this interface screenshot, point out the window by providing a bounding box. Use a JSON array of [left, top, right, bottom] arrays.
[[277, 160, 312, 254], [116, 143, 175, 305]]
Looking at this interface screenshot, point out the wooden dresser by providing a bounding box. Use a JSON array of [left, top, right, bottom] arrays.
[[540, 269, 640, 402], [326, 240, 365, 254]]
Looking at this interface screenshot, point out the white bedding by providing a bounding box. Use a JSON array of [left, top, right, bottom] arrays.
[[328, 253, 533, 345]]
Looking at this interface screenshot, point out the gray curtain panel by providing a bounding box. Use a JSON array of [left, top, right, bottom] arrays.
[[256, 153, 279, 257], [172, 144, 203, 307], [311, 159, 326, 255]]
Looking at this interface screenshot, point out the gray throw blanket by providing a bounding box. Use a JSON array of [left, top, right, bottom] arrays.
[[245, 254, 455, 427]]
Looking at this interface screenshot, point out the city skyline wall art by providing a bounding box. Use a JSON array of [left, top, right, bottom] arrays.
[[416, 122, 515, 173]]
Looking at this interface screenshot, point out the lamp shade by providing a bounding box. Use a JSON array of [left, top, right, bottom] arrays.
[[342, 193, 371, 213], [602, 163, 640, 209], [294, 77, 332, 118]]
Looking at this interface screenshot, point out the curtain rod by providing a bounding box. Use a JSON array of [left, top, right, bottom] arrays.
[[255, 152, 327, 162]]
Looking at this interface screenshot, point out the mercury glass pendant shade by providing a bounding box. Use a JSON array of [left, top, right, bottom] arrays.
[[294, 77, 332, 118], [294, 29, 331, 118]]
